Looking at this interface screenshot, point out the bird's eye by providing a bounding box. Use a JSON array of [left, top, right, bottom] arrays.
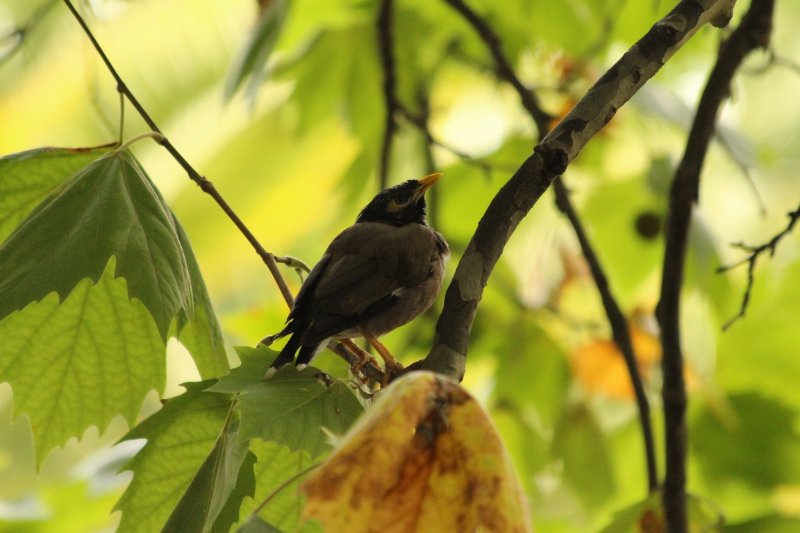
[[387, 199, 407, 212]]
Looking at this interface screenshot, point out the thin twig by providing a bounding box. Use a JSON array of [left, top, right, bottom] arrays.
[[553, 180, 659, 492], [61, 0, 294, 306], [396, 103, 503, 176], [442, 0, 553, 134], [376, 0, 399, 191], [719, 204, 800, 329], [444, 0, 657, 493], [657, 1, 774, 530], [116, 131, 165, 152], [61, 0, 386, 384], [117, 90, 125, 144]]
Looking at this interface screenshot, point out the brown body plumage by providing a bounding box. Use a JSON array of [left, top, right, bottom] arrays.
[[269, 174, 448, 370]]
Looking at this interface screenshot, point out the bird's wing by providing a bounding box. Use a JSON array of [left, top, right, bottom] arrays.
[[301, 223, 434, 341]]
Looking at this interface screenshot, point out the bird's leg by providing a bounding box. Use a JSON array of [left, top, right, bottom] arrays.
[[340, 339, 380, 378], [362, 333, 404, 381]]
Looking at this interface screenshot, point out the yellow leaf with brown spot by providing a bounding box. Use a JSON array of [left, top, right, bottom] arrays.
[[301, 371, 531, 533]]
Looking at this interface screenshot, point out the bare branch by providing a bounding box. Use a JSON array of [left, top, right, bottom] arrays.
[[719, 204, 800, 329], [656, 1, 774, 530]]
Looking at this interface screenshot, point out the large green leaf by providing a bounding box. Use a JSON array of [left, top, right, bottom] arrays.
[[0, 258, 165, 464], [692, 393, 800, 489], [716, 257, 800, 410], [164, 415, 256, 533], [492, 318, 570, 429], [0, 145, 113, 243], [173, 217, 229, 379], [0, 147, 228, 377], [581, 175, 665, 306], [227, 0, 292, 100], [209, 346, 364, 457], [115, 381, 232, 533], [552, 403, 615, 509], [236, 439, 321, 533], [0, 149, 191, 339]]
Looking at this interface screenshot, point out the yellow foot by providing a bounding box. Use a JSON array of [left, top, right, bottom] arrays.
[[340, 339, 380, 379]]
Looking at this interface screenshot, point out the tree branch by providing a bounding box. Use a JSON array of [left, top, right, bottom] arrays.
[[441, 0, 659, 493], [718, 204, 800, 329], [421, 0, 737, 380], [552, 180, 659, 492], [61, 0, 387, 384], [376, 0, 399, 190], [61, 0, 293, 306], [656, 1, 774, 530]]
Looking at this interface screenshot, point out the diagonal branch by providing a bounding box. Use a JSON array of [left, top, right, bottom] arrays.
[[441, 0, 658, 493], [61, 0, 293, 306], [656, 1, 774, 530], [421, 0, 737, 379], [61, 0, 386, 383], [718, 204, 800, 329], [376, 0, 399, 191]]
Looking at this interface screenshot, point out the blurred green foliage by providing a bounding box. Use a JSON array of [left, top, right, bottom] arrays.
[[1, 0, 800, 531]]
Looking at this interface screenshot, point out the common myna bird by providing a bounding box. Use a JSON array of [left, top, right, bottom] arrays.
[[266, 173, 448, 375]]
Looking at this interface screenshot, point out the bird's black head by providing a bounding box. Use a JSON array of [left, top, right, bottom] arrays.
[[356, 173, 441, 226]]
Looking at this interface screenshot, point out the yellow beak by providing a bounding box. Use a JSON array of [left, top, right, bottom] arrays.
[[412, 172, 442, 202]]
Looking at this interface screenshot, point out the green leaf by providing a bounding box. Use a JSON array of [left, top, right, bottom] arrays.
[[492, 318, 570, 429], [600, 491, 723, 533], [600, 492, 659, 533], [164, 414, 255, 533], [213, 450, 258, 533], [0, 258, 165, 464], [227, 0, 292, 99], [115, 382, 232, 533], [716, 257, 800, 410], [0, 145, 113, 243], [174, 217, 229, 378], [0, 149, 192, 340], [209, 346, 364, 457], [582, 176, 665, 306], [237, 439, 322, 533], [691, 393, 800, 488], [725, 515, 800, 533], [236, 515, 283, 533], [552, 403, 615, 509]]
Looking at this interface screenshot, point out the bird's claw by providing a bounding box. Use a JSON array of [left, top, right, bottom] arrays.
[[381, 360, 404, 387]]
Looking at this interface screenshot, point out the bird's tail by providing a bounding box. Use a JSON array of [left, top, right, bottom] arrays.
[[270, 330, 302, 369]]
